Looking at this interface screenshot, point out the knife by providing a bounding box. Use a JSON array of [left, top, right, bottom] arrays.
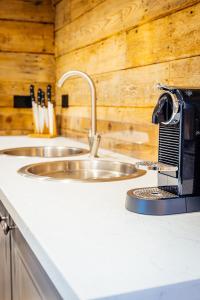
[[37, 88, 43, 133], [47, 85, 54, 135], [30, 85, 39, 133]]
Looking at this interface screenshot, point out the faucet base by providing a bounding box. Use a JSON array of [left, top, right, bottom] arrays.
[[88, 134, 101, 158]]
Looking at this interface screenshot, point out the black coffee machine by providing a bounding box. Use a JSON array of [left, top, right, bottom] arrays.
[[126, 84, 200, 215]]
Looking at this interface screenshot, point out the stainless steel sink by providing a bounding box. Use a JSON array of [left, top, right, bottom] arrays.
[[0, 146, 89, 158], [18, 159, 146, 182]]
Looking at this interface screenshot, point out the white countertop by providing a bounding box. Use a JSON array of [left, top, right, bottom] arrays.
[[0, 136, 200, 300]]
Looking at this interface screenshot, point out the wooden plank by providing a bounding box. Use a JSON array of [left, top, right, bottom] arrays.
[[101, 135, 158, 160], [52, 0, 61, 5], [127, 2, 200, 68], [0, 129, 32, 135], [169, 56, 200, 86], [54, 0, 200, 160], [0, 53, 55, 83], [0, 21, 54, 54], [61, 111, 157, 140], [0, 108, 33, 130], [0, 0, 54, 23], [0, 1, 54, 135], [56, 2, 200, 71], [56, 62, 169, 107], [56, 32, 126, 72], [55, 0, 104, 30], [60, 106, 157, 157], [55, 0, 200, 55], [60, 106, 154, 125], [71, 0, 105, 21], [55, 0, 71, 30], [60, 117, 158, 160], [57, 56, 200, 158], [61, 127, 158, 160], [0, 82, 55, 107], [58, 55, 200, 158]]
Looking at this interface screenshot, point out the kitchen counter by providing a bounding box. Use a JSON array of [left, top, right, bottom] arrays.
[[0, 136, 200, 300]]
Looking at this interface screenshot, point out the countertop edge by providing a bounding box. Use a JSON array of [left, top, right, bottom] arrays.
[[0, 187, 80, 300]]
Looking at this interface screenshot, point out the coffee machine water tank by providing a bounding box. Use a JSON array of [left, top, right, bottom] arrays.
[[126, 84, 200, 215]]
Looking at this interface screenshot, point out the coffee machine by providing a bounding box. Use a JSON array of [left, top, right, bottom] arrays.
[[126, 84, 200, 215]]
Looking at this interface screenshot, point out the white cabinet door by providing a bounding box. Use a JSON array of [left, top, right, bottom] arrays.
[[11, 229, 62, 300], [0, 201, 11, 300]]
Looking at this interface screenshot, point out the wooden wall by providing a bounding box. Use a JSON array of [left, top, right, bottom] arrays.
[[1, 1, 199, 159], [54, 0, 200, 160], [0, 0, 55, 135]]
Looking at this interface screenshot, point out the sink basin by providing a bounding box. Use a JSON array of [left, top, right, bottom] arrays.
[[0, 146, 89, 158], [18, 159, 146, 182]]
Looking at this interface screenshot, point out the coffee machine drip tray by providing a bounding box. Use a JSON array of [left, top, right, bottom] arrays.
[[132, 187, 177, 200], [126, 187, 200, 215]]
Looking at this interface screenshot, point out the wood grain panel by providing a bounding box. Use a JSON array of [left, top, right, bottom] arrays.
[[55, 0, 200, 160], [60, 119, 158, 160], [0, 53, 55, 83], [127, 2, 200, 67], [52, 0, 61, 5], [0, 0, 54, 23], [56, 32, 126, 75], [60, 106, 154, 125], [169, 56, 200, 86], [56, 59, 200, 99], [0, 82, 55, 107], [61, 128, 158, 160], [57, 55, 200, 114], [59, 106, 157, 160], [55, 0, 104, 30], [0, 129, 32, 136], [55, 0, 200, 56], [0, 0, 54, 136], [56, 62, 169, 107], [56, 1, 200, 74], [71, 0, 104, 21], [55, 0, 71, 29], [0, 108, 33, 130], [0, 21, 54, 54]]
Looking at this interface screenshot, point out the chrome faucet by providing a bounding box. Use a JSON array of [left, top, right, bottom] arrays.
[[57, 70, 101, 157]]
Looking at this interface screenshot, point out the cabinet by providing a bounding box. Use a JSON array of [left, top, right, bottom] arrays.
[[11, 229, 62, 300], [0, 200, 62, 300], [0, 201, 11, 300]]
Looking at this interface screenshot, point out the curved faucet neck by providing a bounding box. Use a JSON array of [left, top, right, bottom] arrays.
[[57, 70, 96, 137]]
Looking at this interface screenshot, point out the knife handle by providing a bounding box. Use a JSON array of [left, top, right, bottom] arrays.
[[47, 85, 51, 102], [37, 88, 42, 105], [41, 91, 45, 107], [30, 85, 35, 102]]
